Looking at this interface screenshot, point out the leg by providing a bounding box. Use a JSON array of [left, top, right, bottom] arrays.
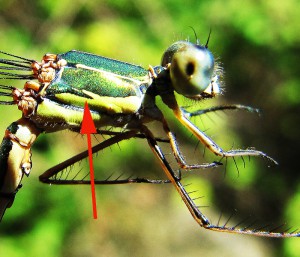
[[181, 104, 260, 118], [161, 118, 221, 169], [141, 125, 298, 237], [96, 129, 170, 143], [39, 130, 170, 185], [173, 108, 278, 164], [142, 103, 221, 169]]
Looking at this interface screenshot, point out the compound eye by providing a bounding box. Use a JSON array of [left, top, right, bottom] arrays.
[[169, 44, 215, 98]]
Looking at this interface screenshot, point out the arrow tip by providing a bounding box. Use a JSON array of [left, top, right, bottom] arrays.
[[80, 102, 97, 134]]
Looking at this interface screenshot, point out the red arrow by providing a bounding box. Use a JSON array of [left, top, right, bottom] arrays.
[[80, 101, 98, 219]]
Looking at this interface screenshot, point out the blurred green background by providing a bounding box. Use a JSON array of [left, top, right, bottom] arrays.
[[0, 0, 299, 256]]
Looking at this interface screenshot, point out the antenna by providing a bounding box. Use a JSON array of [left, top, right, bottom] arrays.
[[188, 26, 199, 45], [205, 28, 212, 48]]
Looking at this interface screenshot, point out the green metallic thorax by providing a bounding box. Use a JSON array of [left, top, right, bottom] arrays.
[[34, 51, 153, 132]]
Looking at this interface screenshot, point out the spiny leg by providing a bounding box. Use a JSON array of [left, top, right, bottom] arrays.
[[159, 117, 222, 169], [180, 104, 275, 166], [143, 104, 221, 170], [173, 107, 278, 165], [95, 129, 170, 143], [39, 130, 170, 185], [141, 125, 299, 237], [181, 104, 260, 118]]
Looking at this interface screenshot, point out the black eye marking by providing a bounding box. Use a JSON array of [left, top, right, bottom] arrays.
[[186, 62, 195, 76]]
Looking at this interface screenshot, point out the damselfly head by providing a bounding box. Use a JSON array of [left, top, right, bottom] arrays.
[[161, 41, 220, 100]]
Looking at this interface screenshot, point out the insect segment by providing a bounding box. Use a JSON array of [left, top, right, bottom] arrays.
[[0, 41, 297, 238]]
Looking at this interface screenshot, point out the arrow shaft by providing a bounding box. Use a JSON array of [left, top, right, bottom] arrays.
[[87, 133, 97, 219]]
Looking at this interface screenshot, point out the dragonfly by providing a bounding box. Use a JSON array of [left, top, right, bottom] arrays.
[[0, 38, 298, 238]]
